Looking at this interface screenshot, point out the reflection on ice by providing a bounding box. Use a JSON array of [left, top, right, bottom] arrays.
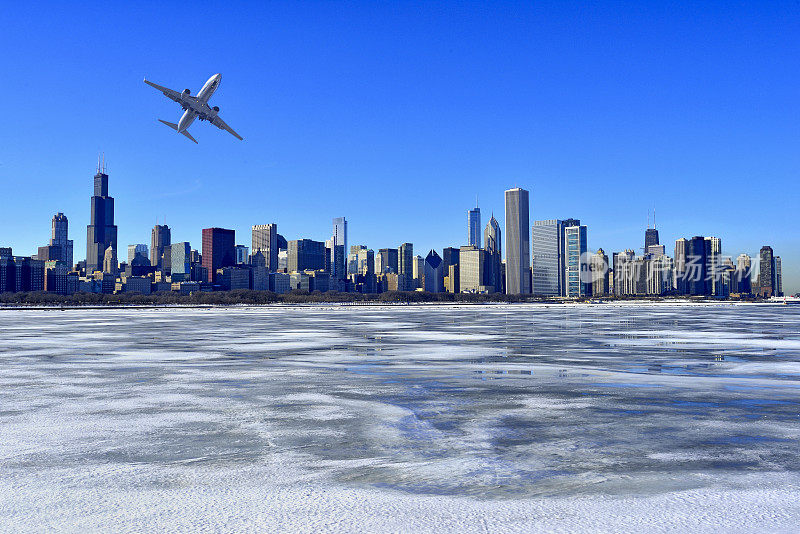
[[1, 303, 800, 530]]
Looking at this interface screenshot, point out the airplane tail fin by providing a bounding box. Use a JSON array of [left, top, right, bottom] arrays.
[[158, 119, 198, 144]]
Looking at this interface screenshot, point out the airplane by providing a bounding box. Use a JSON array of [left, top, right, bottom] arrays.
[[143, 73, 242, 143]]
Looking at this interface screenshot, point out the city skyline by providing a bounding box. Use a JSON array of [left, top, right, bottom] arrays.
[[0, 161, 791, 297], [1, 3, 798, 293]]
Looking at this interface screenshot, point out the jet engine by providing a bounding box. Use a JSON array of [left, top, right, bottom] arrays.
[[212, 106, 219, 112], [183, 89, 191, 94]]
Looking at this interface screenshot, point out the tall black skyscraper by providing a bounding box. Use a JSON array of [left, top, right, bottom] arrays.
[[151, 224, 171, 268], [86, 157, 118, 273], [687, 236, 708, 296], [645, 228, 659, 249]]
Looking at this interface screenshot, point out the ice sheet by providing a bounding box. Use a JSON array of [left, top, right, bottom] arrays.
[[1, 303, 799, 532]]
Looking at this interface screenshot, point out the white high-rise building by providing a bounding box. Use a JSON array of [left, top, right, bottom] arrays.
[[705, 237, 722, 296], [459, 246, 487, 293]]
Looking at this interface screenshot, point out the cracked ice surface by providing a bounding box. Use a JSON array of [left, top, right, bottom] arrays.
[[1, 303, 800, 532]]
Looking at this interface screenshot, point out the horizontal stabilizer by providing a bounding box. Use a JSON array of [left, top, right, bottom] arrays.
[[181, 129, 198, 144], [158, 119, 198, 143], [158, 119, 179, 131]]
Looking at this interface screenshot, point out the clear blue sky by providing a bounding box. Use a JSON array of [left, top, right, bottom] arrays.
[[1, 1, 798, 292]]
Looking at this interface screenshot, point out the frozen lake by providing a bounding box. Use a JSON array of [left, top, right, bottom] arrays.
[[2, 303, 800, 532]]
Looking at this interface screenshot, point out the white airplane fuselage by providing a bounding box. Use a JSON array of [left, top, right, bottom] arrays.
[[177, 73, 222, 133]]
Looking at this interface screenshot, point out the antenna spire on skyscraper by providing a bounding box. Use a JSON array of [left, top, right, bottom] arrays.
[[96, 152, 107, 174]]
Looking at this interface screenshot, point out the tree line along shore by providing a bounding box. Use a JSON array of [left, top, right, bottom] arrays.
[[0, 289, 769, 307]]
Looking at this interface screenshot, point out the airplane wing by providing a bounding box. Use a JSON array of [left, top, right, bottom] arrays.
[[143, 78, 191, 104], [210, 114, 243, 140]]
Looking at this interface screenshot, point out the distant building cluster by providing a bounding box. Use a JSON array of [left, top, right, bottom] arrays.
[[0, 160, 786, 299]]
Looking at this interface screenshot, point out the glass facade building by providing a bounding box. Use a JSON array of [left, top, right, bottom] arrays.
[[532, 219, 564, 296], [288, 239, 326, 272], [332, 217, 347, 279], [468, 206, 481, 248], [564, 223, 588, 297]]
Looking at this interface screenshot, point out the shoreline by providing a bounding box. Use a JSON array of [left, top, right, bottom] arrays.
[[0, 299, 791, 311]]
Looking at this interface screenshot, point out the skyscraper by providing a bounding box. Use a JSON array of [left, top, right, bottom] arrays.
[[202, 228, 235, 283], [646, 247, 674, 296], [564, 221, 588, 297], [468, 204, 481, 248], [331, 244, 345, 279], [734, 253, 752, 294], [705, 237, 722, 296], [398, 243, 414, 290], [758, 246, 775, 298], [398, 243, 413, 276], [424, 250, 444, 293], [484, 214, 502, 293], [171, 242, 192, 277], [484, 214, 501, 256], [377, 248, 399, 274], [412, 255, 424, 288], [459, 245, 488, 293], [645, 228, 659, 249], [687, 236, 709, 296], [332, 217, 348, 279], [774, 256, 783, 297], [613, 249, 640, 296], [532, 219, 564, 296], [288, 239, 326, 272], [86, 158, 118, 274], [442, 247, 460, 293], [151, 225, 171, 269], [252, 224, 278, 271], [127, 244, 148, 265], [504, 187, 530, 294], [103, 246, 118, 276], [674, 238, 689, 294], [590, 249, 610, 296], [357, 248, 375, 276], [50, 213, 73, 269], [235, 245, 249, 265]]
